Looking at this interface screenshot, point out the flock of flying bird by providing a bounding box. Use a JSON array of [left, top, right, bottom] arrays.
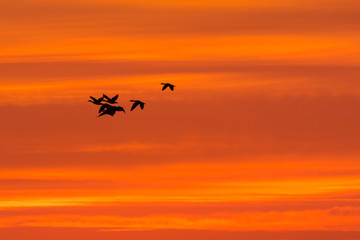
[[88, 83, 175, 117]]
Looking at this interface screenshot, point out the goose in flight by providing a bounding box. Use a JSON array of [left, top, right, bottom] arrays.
[[98, 105, 125, 117], [99, 103, 125, 114], [161, 83, 175, 91], [130, 100, 145, 111], [88, 96, 104, 105], [103, 94, 119, 104], [98, 103, 112, 113]]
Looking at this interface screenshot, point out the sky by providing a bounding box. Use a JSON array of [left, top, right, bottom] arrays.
[[0, 0, 360, 239]]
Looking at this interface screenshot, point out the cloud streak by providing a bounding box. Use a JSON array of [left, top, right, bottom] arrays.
[[1, 206, 360, 231]]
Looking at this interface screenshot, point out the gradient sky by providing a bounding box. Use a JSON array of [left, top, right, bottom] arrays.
[[1, 0, 360, 239]]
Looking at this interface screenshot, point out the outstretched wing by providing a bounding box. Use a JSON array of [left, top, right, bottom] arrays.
[[99, 105, 106, 113], [169, 85, 174, 91], [111, 94, 119, 101], [131, 102, 139, 111], [99, 104, 111, 113], [98, 111, 107, 117], [102, 94, 110, 101], [140, 102, 145, 109], [90, 96, 97, 101], [162, 84, 168, 91], [97, 97, 104, 102], [117, 106, 125, 113]]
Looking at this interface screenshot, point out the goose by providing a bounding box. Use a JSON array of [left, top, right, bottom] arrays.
[[88, 96, 104, 105], [130, 100, 145, 111], [98, 105, 125, 117], [161, 83, 175, 91], [103, 94, 119, 104], [98, 103, 112, 113]]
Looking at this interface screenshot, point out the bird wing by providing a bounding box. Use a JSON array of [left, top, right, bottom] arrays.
[[118, 106, 125, 113], [98, 97, 104, 102], [169, 85, 174, 91], [99, 105, 106, 113], [102, 94, 110, 101], [98, 111, 107, 117], [108, 108, 116, 116], [90, 96, 97, 101], [162, 85, 168, 91], [140, 102, 145, 109], [99, 104, 111, 113], [131, 102, 139, 111], [111, 94, 119, 101]]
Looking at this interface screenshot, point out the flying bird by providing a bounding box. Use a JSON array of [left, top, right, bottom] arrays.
[[99, 103, 125, 114], [130, 100, 145, 111], [98, 105, 125, 117], [98, 103, 112, 113], [103, 94, 119, 104], [88, 96, 104, 105], [161, 83, 175, 91]]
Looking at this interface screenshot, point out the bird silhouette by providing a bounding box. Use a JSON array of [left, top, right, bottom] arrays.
[[88, 96, 104, 105], [99, 103, 125, 114], [161, 83, 175, 91], [130, 100, 145, 111], [98, 105, 125, 117], [103, 94, 119, 104], [98, 103, 112, 113]]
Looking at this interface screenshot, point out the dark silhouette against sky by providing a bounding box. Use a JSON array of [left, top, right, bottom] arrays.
[[130, 100, 145, 111], [161, 83, 175, 91], [103, 94, 119, 104], [98, 105, 125, 117], [90, 82, 175, 116], [88, 96, 104, 105]]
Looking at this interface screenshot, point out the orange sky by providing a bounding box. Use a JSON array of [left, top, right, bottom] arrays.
[[1, 0, 360, 239]]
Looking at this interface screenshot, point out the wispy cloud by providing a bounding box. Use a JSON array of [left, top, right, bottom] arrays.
[[1, 206, 360, 231]]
